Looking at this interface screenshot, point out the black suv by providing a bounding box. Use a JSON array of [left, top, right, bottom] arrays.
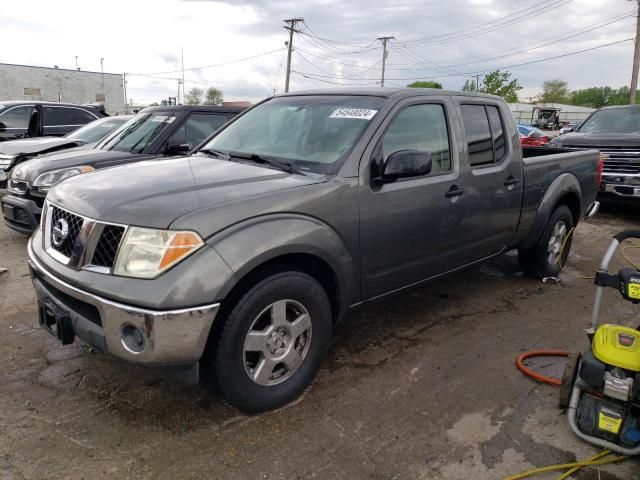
[[0, 101, 107, 142], [2, 104, 245, 233]]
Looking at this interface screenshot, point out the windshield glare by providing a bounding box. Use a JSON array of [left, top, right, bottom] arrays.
[[202, 95, 385, 173], [99, 112, 176, 153], [67, 117, 128, 143], [579, 108, 640, 134]]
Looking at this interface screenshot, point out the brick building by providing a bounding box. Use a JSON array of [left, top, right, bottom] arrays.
[[0, 63, 126, 114]]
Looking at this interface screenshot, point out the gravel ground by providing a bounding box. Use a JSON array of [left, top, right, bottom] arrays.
[[1, 199, 639, 479]]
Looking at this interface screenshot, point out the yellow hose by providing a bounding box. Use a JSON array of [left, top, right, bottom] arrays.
[[502, 450, 628, 480]]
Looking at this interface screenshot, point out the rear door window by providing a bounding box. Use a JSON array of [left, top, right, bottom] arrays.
[[43, 107, 95, 127], [461, 104, 494, 167], [486, 106, 506, 161]]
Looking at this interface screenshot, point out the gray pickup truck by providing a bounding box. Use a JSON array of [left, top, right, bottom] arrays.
[[27, 89, 601, 413]]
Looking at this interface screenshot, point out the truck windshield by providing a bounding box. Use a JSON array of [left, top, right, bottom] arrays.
[[201, 95, 385, 173], [99, 112, 177, 153], [579, 108, 640, 134], [66, 116, 129, 144]]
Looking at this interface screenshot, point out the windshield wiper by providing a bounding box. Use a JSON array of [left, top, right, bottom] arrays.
[[227, 151, 303, 175], [199, 148, 231, 160]]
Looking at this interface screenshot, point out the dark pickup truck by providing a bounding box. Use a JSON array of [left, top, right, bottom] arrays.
[[2, 105, 244, 233], [551, 105, 640, 199], [27, 89, 601, 413]]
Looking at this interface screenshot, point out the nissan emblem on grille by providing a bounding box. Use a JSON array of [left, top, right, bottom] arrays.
[[51, 218, 70, 247]]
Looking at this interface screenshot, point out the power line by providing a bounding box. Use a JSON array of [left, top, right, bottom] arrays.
[[391, 0, 573, 48], [295, 46, 379, 67], [296, 52, 381, 77], [129, 48, 286, 76], [394, 0, 559, 45], [294, 37, 634, 81], [385, 11, 635, 71]]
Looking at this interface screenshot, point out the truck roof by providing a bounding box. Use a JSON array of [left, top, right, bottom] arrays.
[[279, 87, 503, 101], [596, 104, 640, 111]]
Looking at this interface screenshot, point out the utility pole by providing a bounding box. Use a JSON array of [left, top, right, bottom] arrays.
[[75, 56, 79, 70], [283, 18, 303, 93], [100, 57, 105, 87], [181, 47, 186, 105], [377, 36, 394, 87], [272, 88, 277, 96], [630, 1, 640, 104], [475, 74, 481, 92], [178, 79, 183, 104]]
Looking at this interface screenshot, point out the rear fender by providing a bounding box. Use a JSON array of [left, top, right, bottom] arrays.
[[519, 173, 581, 250]]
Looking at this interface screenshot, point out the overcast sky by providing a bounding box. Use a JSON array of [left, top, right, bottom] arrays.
[[0, 0, 635, 104]]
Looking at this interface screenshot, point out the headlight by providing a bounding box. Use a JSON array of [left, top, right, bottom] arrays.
[[113, 227, 204, 279], [33, 165, 95, 194]]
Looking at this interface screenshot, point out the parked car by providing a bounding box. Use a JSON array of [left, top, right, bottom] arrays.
[[550, 105, 640, 199], [518, 124, 550, 147], [26, 89, 600, 413], [0, 101, 106, 142], [2, 105, 245, 233], [559, 123, 578, 135], [0, 115, 132, 188]]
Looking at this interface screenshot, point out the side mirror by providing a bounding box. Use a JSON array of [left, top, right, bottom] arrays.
[[376, 149, 432, 182], [563, 126, 574, 133], [165, 143, 190, 155]]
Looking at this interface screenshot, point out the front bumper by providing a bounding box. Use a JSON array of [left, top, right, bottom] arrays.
[[601, 173, 640, 198], [28, 239, 220, 365], [2, 194, 41, 234]]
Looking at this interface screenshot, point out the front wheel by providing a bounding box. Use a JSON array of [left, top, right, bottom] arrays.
[[519, 205, 574, 278], [204, 271, 332, 413]]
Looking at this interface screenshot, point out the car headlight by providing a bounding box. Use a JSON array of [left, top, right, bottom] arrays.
[[33, 165, 95, 194], [113, 227, 204, 279]]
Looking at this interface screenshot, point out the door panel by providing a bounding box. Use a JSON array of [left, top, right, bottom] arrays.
[[456, 100, 523, 257], [359, 98, 469, 299]]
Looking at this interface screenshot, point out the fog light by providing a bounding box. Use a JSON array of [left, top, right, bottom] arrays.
[[120, 324, 145, 353]]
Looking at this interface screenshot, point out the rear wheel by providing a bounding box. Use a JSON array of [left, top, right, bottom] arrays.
[[203, 271, 332, 413], [519, 205, 574, 278]]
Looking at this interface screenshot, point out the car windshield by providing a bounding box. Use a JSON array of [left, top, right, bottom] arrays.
[[66, 116, 129, 143], [98, 112, 177, 153], [579, 108, 640, 134], [201, 95, 385, 173]]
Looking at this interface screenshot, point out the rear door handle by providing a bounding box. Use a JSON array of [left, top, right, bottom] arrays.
[[504, 176, 520, 186], [445, 186, 465, 198]]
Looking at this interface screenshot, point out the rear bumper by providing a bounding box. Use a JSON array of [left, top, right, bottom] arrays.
[[28, 239, 220, 365], [601, 173, 640, 198], [2, 194, 41, 234]]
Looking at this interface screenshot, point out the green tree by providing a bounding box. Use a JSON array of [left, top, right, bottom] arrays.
[[462, 79, 478, 92], [185, 87, 203, 105], [479, 70, 522, 102], [204, 87, 224, 105], [406, 81, 442, 89], [569, 86, 637, 108], [540, 79, 569, 104]]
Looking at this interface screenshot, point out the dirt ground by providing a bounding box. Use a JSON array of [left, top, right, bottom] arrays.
[[1, 199, 640, 480]]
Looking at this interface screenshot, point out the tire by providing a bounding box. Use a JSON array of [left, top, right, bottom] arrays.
[[518, 205, 574, 278], [559, 353, 580, 409], [204, 271, 332, 413]]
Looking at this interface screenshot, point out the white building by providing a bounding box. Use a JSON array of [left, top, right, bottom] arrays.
[[0, 63, 126, 114]]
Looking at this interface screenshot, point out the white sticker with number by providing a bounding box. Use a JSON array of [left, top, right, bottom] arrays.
[[330, 108, 378, 120], [151, 115, 175, 123]]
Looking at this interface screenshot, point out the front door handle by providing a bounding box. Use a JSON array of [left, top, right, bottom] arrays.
[[504, 176, 520, 187], [445, 185, 465, 198]]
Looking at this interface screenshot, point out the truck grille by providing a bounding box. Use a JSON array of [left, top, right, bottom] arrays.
[[91, 225, 125, 268], [44, 202, 126, 273], [50, 206, 84, 258], [564, 145, 640, 174]]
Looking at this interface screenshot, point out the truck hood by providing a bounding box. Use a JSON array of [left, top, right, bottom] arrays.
[[552, 132, 640, 148], [0, 136, 82, 157], [12, 148, 150, 184], [47, 154, 327, 229]]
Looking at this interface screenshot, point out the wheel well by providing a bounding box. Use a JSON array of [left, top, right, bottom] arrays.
[[554, 192, 581, 225], [219, 253, 341, 326]]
